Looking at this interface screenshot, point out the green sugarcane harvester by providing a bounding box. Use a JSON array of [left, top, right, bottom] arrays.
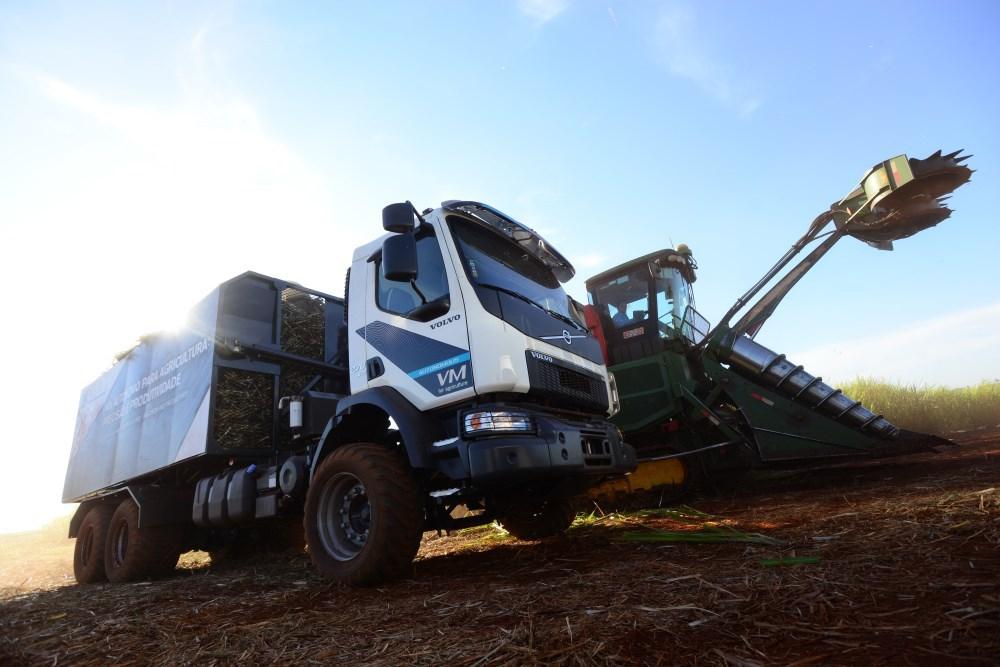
[[583, 151, 974, 498]]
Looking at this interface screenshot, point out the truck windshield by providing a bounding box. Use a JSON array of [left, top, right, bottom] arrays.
[[448, 218, 586, 328]]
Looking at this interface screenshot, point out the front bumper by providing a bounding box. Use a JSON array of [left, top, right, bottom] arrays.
[[432, 409, 637, 485]]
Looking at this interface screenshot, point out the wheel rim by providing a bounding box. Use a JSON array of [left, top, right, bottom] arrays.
[[316, 472, 371, 561], [111, 520, 129, 568]]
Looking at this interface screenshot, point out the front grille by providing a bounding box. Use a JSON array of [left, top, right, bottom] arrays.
[[525, 352, 609, 412]]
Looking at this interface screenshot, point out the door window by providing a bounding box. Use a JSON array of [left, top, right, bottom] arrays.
[[375, 232, 450, 321], [654, 268, 694, 338]]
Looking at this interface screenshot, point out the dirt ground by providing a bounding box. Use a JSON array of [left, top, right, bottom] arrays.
[[2, 430, 998, 666]]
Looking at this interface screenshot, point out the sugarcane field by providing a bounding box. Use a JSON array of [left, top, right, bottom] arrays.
[[2, 2, 999, 666], [2, 426, 998, 665]]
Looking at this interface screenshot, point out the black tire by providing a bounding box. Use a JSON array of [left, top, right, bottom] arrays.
[[500, 495, 576, 540], [104, 499, 183, 583], [73, 504, 115, 584], [304, 442, 423, 586]]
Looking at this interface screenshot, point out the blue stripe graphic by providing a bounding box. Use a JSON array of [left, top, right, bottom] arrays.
[[407, 353, 471, 379]]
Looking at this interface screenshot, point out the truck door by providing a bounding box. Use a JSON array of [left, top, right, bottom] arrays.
[[362, 224, 475, 411]]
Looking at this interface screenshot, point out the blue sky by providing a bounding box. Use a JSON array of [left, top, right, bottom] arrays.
[[1, 1, 997, 531]]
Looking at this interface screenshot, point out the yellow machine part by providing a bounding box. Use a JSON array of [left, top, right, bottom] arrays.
[[587, 458, 687, 500]]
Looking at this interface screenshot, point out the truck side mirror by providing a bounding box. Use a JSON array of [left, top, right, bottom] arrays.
[[382, 203, 417, 233], [382, 233, 418, 282]]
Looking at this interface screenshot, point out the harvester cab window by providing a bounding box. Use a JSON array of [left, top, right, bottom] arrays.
[[590, 269, 651, 329], [376, 231, 450, 320], [654, 268, 694, 338]]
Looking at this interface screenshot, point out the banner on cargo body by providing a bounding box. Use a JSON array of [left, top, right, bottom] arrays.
[[62, 290, 220, 502]]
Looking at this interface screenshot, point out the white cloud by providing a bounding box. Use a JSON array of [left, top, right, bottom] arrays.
[[21, 68, 370, 296], [607, 7, 619, 28], [652, 3, 761, 116], [518, 0, 572, 24], [0, 43, 373, 533], [790, 302, 1000, 387]]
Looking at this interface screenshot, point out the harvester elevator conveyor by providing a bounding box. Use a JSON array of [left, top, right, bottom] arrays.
[[719, 335, 900, 440]]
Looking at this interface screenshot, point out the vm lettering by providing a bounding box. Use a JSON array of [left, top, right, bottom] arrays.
[[437, 365, 467, 386]]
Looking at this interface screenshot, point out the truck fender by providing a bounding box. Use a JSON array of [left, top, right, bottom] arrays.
[[68, 492, 126, 538], [69, 485, 194, 537], [311, 386, 444, 478], [124, 485, 195, 529]]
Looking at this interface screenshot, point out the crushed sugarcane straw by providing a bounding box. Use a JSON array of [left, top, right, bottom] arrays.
[[3, 429, 999, 665], [619, 526, 784, 546]]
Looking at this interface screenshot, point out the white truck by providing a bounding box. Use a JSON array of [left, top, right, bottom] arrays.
[[65, 201, 636, 585]]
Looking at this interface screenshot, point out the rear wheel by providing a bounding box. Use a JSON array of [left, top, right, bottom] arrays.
[[73, 504, 115, 584], [104, 499, 183, 583], [304, 442, 423, 586], [500, 495, 576, 540]]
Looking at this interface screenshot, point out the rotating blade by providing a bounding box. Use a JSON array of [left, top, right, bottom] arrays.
[[842, 150, 973, 245]]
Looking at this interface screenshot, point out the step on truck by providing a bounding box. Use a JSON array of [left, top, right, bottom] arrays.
[[64, 201, 636, 586]]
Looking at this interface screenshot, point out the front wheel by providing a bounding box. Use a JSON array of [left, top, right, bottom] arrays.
[[499, 495, 576, 540], [304, 443, 423, 586]]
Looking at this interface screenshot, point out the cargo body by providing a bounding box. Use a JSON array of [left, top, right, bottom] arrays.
[[64, 273, 346, 503]]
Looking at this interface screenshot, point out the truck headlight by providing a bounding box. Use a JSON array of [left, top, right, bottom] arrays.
[[463, 411, 534, 435], [608, 372, 621, 417]]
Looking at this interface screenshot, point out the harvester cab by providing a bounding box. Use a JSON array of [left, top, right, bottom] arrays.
[[585, 247, 701, 364], [584, 151, 973, 498]]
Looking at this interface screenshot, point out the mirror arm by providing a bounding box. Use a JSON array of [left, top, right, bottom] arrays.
[[406, 200, 427, 230]]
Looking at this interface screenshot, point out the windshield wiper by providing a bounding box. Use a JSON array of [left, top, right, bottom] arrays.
[[544, 306, 588, 331], [476, 283, 587, 331]]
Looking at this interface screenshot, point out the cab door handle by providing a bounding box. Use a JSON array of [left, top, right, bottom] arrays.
[[366, 357, 385, 380]]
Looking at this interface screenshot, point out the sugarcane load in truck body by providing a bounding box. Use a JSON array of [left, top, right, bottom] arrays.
[[64, 201, 636, 586]]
